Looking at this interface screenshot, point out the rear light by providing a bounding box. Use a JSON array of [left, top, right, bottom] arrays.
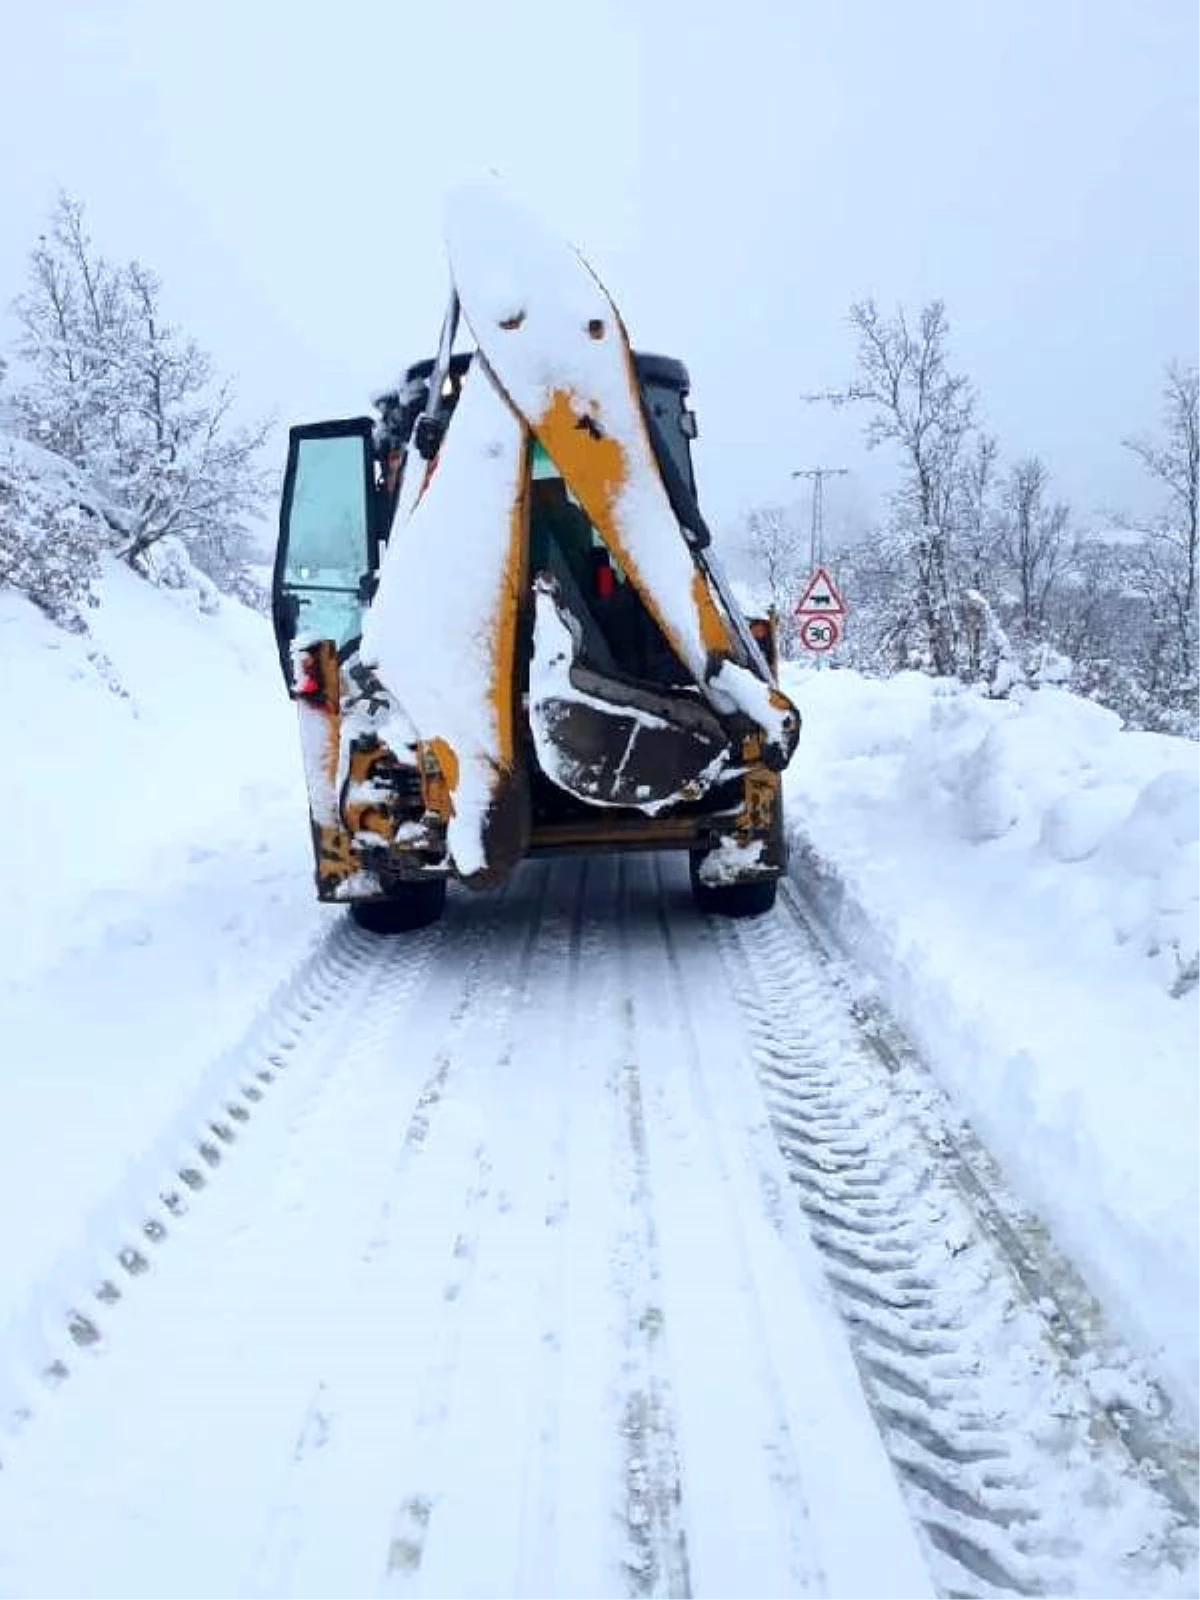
[[295, 649, 322, 700], [594, 561, 615, 599]]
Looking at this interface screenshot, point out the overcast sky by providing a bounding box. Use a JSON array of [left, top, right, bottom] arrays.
[[1, 0, 1196, 545]]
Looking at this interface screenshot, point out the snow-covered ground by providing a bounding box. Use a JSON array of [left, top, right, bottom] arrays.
[[0, 564, 1196, 1596], [779, 662, 1199, 1425], [1, 854, 953, 1600], [1, 558, 324, 1403]]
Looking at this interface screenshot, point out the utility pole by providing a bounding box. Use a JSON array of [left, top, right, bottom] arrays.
[[791, 466, 849, 568], [791, 466, 849, 673]]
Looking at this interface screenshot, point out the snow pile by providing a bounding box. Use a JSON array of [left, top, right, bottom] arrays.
[[0, 556, 322, 1384], [3, 554, 308, 986], [896, 679, 1199, 995], [781, 664, 1199, 1418]]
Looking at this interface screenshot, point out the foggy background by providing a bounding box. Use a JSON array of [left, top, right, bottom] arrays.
[[2, 0, 1196, 545]]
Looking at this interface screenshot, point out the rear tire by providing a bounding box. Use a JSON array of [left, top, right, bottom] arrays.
[[350, 879, 447, 933], [688, 852, 778, 918]]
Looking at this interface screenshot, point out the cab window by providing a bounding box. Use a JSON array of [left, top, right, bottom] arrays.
[[277, 425, 375, 655], [284, 433, 371, 590]]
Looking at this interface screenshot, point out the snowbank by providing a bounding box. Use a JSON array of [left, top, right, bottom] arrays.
[[1, 558, 323, 1389], [3, 556, 309, 986], [781, 664, 1199, 1420]]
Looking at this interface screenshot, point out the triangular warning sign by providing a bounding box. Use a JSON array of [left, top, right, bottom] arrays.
[[795, 565, 846, 617]]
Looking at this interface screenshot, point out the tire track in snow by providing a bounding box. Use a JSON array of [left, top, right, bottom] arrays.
[[0, 904, 462, 1597], [611, 857, 693, 1600], [370, 852, 694, 1600], [244, 868, 559, 1599], [373, 862, 565, 1598], [508, 856, 590, 1597], [517, 852, 698, 1600], [627, 855, 929, 1600], [4, 853, 1193, 1600], [716, 886, 1199, 1599], [0, 913, 443, 1465], [783, 878, 1200, 1520]]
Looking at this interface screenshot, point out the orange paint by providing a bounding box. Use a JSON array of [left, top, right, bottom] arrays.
[[422, 737, 460, 822], [691, 570, 735, 655], [308, 639, 342, 793], [313, 821, 356, 895], [488, 426, 530, 772], [536, 388, 628, 516], [734, 763, 779, 840], [341, 743, 397, 844], [532, 384, 736, 670]]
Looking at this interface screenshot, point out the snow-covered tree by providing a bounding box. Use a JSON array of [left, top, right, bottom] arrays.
[[0, 453, 101, 626], [955, 432, 999, 592], [811, 300, 976, 675], [1122, 362, 1198, 728], [996, 456, 1071, 638], [10, 194, 271, 599], [799, 302, 1193, 734], [740, 504, 807, 656], [1049, 534, 1125, 669], [825, 526, 912, 673], [961, 587, 1020, 697]]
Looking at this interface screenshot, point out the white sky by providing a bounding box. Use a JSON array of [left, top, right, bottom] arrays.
[[1, 0, 1196, 544]]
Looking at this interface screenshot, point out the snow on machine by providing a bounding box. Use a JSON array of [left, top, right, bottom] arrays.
[[270, 185, 801, 931]]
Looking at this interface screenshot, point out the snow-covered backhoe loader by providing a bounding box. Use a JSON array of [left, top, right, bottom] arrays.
[[270, 186, 800, 931]]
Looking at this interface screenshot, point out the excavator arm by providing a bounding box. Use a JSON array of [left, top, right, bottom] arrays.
[[275, 184, 800, 904]]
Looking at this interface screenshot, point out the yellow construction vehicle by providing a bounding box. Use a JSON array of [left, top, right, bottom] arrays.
[[270, 187, 800, 930]]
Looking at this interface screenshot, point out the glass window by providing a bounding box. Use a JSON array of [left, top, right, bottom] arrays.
[[288, 588, 364, 652], [531, 439, 558, 480], [284, 435, 370, 590]]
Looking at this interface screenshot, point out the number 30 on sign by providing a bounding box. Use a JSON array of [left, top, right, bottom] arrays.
[[800, 614, 840, 653]]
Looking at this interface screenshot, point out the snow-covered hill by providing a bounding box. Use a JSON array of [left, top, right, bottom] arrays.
[[779, 664, 1199, 1423], [4, 554, 313, 988], [1, 559, 325, 1382]]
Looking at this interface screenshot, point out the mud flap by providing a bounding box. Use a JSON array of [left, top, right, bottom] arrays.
[[529, 577, 733, 810]]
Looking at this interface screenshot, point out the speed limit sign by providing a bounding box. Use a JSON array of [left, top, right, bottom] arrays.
[[799, 614, 840, 653]]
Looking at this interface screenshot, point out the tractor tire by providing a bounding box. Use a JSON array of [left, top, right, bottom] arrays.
[[350, 879, 447, 934], [688, 851, 778, 918]]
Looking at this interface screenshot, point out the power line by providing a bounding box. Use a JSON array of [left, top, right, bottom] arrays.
[[791, 466, 849, 567]]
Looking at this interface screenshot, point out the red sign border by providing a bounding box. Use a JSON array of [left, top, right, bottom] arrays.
[[795, 564, 847, 618]]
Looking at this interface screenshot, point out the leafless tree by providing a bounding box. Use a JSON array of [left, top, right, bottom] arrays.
[[1123, 362, 1199, 693], [742, 504, 806, 655], [953, 432, 1001, 677], [11, 193, 270, 592], [956, 432, 999, 588], [810, 300, 976, 674], [998, 456, 1070, 636]]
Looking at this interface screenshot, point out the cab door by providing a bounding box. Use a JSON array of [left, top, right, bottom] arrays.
[[272, 418, 379, 684]]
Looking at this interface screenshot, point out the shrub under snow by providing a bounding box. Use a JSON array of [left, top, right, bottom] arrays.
[[0, 439, 102, 625]]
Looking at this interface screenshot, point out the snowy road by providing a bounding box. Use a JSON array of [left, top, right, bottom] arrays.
[[0, 855, 1195, 1599]]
